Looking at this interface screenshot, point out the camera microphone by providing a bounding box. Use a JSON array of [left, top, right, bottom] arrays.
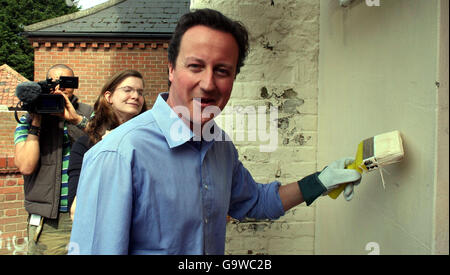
[[15, 82, 42, 105]]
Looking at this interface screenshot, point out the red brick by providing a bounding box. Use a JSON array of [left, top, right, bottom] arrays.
[[5, 209, 17, 216], [0, 186, 22, 194], [0, 201, 23, 210], [0, 158, 6, 169], [6, 157, 15, 168], [5, 180, 16, 186], [0, 216, 21, 225], [17, 222, 27, 231], [5, 194, 16, 201], [4, 224, 16, 232], [18, 209, 27, 216]]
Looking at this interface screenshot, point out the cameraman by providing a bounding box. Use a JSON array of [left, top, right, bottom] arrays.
[[13, 64, 93, 255]]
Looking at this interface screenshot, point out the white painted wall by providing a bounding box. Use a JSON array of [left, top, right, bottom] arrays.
[[189, 0, 448, 254], [316, 0, 448, 254], [434, 0, 449, 255]]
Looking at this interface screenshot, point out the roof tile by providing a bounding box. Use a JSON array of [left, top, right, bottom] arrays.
[[25, 0, 190, 34], [0, 64, 29, 109]]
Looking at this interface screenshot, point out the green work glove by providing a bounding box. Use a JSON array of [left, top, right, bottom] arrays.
[[297, 157, 361, 205]]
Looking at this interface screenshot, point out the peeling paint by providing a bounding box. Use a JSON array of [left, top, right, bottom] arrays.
[[260, 87, 269, 98], [281, 88, 297, 99], [228, 219, 291, 235], [294, 134, 311, 145], [275, 162, 281, 177], [277, 117, 289, 129], [281, 98, 304, 113]]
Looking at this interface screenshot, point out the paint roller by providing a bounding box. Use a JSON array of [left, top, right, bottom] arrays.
[[328, 130, 404, 199]]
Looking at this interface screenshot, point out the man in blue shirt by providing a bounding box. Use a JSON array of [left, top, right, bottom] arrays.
[[69, 9, 361, 255]]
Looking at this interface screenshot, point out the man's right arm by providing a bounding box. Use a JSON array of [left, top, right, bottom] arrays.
[[14, 114, 41, 175]]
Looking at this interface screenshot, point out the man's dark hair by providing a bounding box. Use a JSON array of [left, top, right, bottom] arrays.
[[168, 8, 249, 76]]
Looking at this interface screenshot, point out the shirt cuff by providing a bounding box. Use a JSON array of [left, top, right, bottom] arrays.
[[270, 181, 286, 219]]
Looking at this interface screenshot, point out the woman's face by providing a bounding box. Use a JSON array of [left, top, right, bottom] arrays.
[[105, 76, 145, 124]]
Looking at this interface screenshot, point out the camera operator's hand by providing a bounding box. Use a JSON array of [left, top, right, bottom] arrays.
[[52, 90, 83, 126]]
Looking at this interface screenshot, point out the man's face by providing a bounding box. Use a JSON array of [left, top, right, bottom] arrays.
[[47, 68, 75, 98], [167, 25, 239, 128]]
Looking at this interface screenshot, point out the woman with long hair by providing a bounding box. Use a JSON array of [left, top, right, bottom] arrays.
[[68, 69, 148, 220]]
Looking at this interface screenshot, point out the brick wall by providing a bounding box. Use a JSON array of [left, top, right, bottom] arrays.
[[32, 40, 170, 106], [0, 94, 28, 255], [0, 156, 28, 255], [0, 112, 22, 157]]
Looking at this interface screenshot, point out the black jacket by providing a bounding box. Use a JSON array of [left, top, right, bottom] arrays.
[[67, 134, 92, 209]]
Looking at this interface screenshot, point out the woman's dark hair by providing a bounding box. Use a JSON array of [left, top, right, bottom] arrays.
[[168, 8, 249, 76], [86, 69, 148, 145]]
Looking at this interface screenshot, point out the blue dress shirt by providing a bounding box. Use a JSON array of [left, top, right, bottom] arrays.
[[69, 93, 285, 255]]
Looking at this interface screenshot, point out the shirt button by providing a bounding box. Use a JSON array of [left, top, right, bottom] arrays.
[[204, 184, 208, 189], [204, 218, 208, 224]]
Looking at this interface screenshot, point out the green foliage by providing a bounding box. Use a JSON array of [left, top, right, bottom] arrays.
[[0, 0, 80, 80]]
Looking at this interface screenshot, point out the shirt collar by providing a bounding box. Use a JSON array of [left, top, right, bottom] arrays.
[[151, 93, 192, 148], [151, 93, 224, 149]]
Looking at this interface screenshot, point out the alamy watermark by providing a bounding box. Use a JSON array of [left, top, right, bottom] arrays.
[[170, 99, 279, 152], [365, 242, 380, 255], [65, 0, 79, 7], [340, 0, 380, 7], [365, 0, 380, 7]]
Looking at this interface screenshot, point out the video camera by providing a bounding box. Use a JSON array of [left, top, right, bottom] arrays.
[[15, 76, 79, 113], [14, 76, 79, 123]]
